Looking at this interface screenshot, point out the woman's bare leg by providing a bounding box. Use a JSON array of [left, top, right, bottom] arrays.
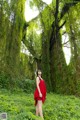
[[36, 102, 39, 116], [38, 100, 43, 118]]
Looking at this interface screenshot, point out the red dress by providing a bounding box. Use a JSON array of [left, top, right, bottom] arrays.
[[34, 77, 47, 106]]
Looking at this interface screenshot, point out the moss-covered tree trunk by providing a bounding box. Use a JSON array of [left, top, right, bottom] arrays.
[[50, 32, 68, 93], [41, 31, 52, 91], [4, 0, 25, 78], [49, 0, 68, 93], [68, 11, 79, 94], [0, 1, 9, 72]]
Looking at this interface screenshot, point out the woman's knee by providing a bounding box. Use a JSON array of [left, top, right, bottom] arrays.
[[38, 100, 42, 105], [38, 101, 42, 110]]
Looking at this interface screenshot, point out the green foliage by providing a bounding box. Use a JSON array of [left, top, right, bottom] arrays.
[[18, 79, 35, 93], [25, 22, 42, 59], [0, 90, 40, 120], [0, 73, 17, 90], [44, 93, 80, 120], [19, 53, 35, 80], [0, 72, 35, 93], [0, 90, 80, 120]]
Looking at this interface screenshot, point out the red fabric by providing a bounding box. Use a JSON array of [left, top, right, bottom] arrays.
[[34, 78, 47, 106]]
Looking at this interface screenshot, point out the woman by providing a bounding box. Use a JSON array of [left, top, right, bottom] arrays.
[[34, 70, 46, 119]]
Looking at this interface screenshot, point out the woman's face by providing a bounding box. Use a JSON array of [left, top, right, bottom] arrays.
[[38, 71, 42, 76]]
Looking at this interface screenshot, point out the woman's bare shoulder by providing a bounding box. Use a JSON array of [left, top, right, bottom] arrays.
[[36, 77, 40, 84], [36, 77, 39, 81], [36, 76, 39, 79]]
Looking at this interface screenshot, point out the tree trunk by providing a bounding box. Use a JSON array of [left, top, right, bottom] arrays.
[[50, 0, 68, 93], [41, 31, 52, 91]]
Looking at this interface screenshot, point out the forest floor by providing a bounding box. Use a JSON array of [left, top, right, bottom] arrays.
[[0, 89, 80, 120]]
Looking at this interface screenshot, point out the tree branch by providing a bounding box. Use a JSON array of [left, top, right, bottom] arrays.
[[58, 20, 66, 30], [62, 41, 69, 45], [62, 31, 66, 35], [63, 46, 71, 48]]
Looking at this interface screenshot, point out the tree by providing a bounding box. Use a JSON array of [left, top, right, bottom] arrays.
[[27, 0, 80, 94]]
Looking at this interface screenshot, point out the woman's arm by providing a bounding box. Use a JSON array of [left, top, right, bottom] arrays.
[[36, 77, 42, 97]]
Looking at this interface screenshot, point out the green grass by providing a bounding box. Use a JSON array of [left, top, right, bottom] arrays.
[[0, 89, 80, 120]]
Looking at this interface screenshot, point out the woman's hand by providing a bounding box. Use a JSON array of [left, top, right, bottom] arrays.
[[39, 93, 42, 97]]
